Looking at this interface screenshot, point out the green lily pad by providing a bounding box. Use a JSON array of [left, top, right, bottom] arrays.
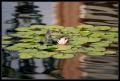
[[88, 52, 106, 56], [76, 48, 87, 53], [94, 26, 111, 31], [61, 50, 75, 54], [6, 46, 25, 51], [90, 32, 105, 37], [56, 45, 71, 51], [105, 50, 116, 55], [30, 25, 45, 29], [15, 27, 31, 31], [19, 53, 33, 59], [19, 49, 38, 53], [80, 31, 91, 36], [20, 39, 34, 42], [2, 24, 118, 59], [84, 47, 105, 52], [2, 40, 11, 44], [69, 40, 86, 46], [13, 43, 34, 48], [33, 51, 55, 58], [72, 37, 89, 43], [2, 36, 11, 39], [51, 32, 63, 36], [90, 42, 110, 47], [110, 27, 118, 32], [53, 54, 74, 59], [88, 37, 101, 42], [77, 24, 94, 30], [112, 38, 118, 43], [2, 45, 8, 48], [36, 45, 48, 49], [47, 45, 58, 49]]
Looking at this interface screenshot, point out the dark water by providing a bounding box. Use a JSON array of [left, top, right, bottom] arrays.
[[82, 1, 118, 27], [80, 1, 118, 80], [2, 2, 118, 80]]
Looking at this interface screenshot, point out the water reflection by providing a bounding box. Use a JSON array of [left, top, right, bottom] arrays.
[[2, 1, 118, 80], [2, 2, 46, 78]]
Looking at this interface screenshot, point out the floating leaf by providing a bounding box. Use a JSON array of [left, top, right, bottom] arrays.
[[47, 45, 58, 49], [2, 36, 11, 39], [33, 51, 55, 58], [109, 38, 118, 43], [51, 32, 63, 36], [84, 47, 105, 52], [61, 50, 75, 54], [94, 26, 111, 31], [6, 46, 25, 51], [2, 45, 7, 48], [15, 27, 31, 31], [2, 40, 11, 45], [2, 24, 118, 58], [19, 49, 38, 53], [76, 48, 87, 53], [19, 53, 33, 59], [20, 39, 34, 42], [13, 43, 34, 48], [53, 54, 74, 59], [77, 24, 94, 30], [105, 50, 116, 55], [87, 52, 106, 56], [30, 25, 45, 29], [90, 32, 105, 37], [34, 45, 48, 49], [56, 45, 71, 51], [102, 33, 117, 40], [80, 31, 91, 36], [72, 37, 89, 44], [90, 42, 110, 47], [88, 37, 101, 42], [110, 27, 118, 32]]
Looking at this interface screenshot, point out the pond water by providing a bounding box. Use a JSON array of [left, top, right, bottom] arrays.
[[2, 2, 118, 80]]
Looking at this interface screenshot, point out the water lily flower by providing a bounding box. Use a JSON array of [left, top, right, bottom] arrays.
[[57, 37, 68, 45]]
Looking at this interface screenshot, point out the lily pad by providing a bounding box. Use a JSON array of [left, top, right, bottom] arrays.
[[36, 45, 48, 49], [19, 53, 33, 59], [2, 36, 11, 39], [20, 39, 34, 42], [87, 52, 106, 56], [2, 24, 118, 59], [90, 42, 110, 47], [94, 26, 111, 31], [80, 31, 91, 36], [6, 46, 25, 51], [72, 37, 89, 43], [56, 45, 71, 51], [53, 54, 74, 59], [47, 45, 58, 49], [19, 49, 38, 53], [61, 50, 75, 54], [105, 50, 116, 55], [33, 51, 55, 58], [30, 25, 45, 29], [90, 32, 105, 37], [15, 27, 31, 31], [110, 27, 118, 32], [2, 40, 11, 45], [77, 24, 94, 30], [88, 37, 101, 42]]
